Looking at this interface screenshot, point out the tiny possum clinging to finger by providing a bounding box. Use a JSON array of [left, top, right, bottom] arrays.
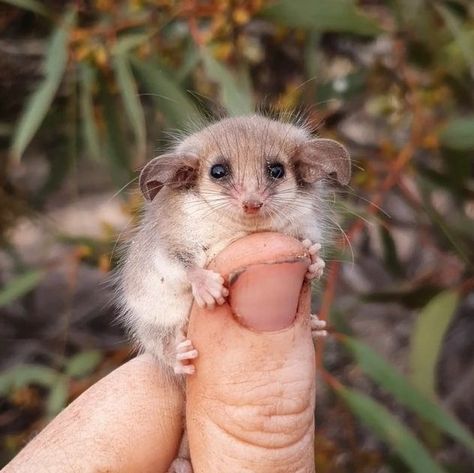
[[119, 114, 350, 470], [120, 114, 350, 373]]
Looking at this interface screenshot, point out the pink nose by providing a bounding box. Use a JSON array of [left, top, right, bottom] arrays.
[[242, 200, 263, 214]]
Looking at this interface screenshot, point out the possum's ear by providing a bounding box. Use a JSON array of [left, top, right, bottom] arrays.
[[139, 152, 200, 201], [295, 139, 351, 186]]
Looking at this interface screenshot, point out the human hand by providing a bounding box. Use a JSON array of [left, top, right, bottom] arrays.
[[3, 233, 318, 473]]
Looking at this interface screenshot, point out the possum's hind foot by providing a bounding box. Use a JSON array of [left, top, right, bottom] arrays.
[[302, 239, 325, 280], [173, 338, 198, 375], [188, 267, 229, 309], [310, 313, 327, 338]]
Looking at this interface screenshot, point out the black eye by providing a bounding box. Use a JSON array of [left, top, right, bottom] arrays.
[[210, 163, 229, 179], [268, 162, 285, 179]]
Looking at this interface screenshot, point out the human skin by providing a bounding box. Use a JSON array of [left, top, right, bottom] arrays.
[[3, 233, 316, 473]]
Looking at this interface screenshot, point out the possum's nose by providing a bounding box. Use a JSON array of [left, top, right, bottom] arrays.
[[242, 199, 263, 214]]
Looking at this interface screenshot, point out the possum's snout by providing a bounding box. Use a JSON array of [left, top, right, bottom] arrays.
[[242, 199, 263, 214]]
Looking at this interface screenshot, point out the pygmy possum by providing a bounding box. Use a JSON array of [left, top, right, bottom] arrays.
[[119, 114, 351, 472]]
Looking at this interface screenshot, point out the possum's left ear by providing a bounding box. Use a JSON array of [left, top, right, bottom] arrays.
[[295, 139, 351, 186], [139, 152, 200, 201]]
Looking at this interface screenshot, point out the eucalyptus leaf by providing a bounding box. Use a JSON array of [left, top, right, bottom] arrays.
[[79, 63, 101, 161], [335, 385, 448, 473], [98, 75, 132, 186], [66, 350, 102, 378], [201, 50, 254, 116], [440, 116, 474, 151], [0, 364, 58, 395], [362, 284, 440, 309], [410, 290, 459, 398], [262, 0, 380, 36], [113, 33, 149, 55], [46, 376, 69, 417], [177, 40, 200, 82], [380, 226, 403, 277], [113, 53, 146, 164], [132, 58, 198, 128], [1, 0, 50, 17], [435, 4, 474, 75], [343, 336, 474, 453], [427, 205, 470, 263], [10, 9, 76, 161], [0, 270, 43, 307]]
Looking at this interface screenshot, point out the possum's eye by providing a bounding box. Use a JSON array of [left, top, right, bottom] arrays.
[[210, 163, 229, 179], [267, 162, 285, 180]]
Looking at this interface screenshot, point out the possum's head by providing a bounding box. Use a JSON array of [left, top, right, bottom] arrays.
[[139, 115, 350, 227]]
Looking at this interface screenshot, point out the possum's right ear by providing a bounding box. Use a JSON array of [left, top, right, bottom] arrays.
[[139, 153, 200, 201]]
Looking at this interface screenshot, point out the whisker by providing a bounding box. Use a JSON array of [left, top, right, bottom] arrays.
[[105, 177, 140, 203]]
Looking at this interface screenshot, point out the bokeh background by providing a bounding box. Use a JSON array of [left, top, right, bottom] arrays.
[[1, 0, 473, 471]]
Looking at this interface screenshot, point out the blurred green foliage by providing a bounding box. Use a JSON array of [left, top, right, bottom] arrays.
[[1, 0, 473, 471]]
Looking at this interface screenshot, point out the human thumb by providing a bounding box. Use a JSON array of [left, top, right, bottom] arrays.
[[186, 232, 316, 473]]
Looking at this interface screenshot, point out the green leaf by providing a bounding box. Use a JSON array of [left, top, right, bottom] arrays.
[[98, 75, 132, 186], [113, 33, 149, 55], [440, 116, 474, 151], [410, 290, 459, 398], [380, 226, 403, 277], [328, 308, 353, 336], [79, 63, 101, 161], [46, 376, 69, 417], [201, 50, 254, 116], [441, 29, 474, 78], [113, 53, 146, 163], [0, 364, 58, 395], [1, 0, 50, 17], [262, 0, 380, 36], [343, 336, 474, 453], [132, 58, 198, 128], [10, 9, 76, 161], [176, 40, 200, 82], [0, 270, 43, 307], [335, 385, 448, 473], [362, 284, 440, 309], [66, 350, 102, 378], [435, 4, 474, 75], [427, 204, 470, 263]]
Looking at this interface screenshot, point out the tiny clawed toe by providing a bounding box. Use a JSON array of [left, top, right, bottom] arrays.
[[177, 340, 192, 351], [174, 364, 195, 375], [190, 268, 228, 309], [176, 349, 198, 361], [310, 314, 328, 339], [301, 239, 325, 279], [174, 338, 198, 375], [312, 329, 328, 338]]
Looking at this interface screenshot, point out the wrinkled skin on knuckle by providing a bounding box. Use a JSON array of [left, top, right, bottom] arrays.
[[213, 362, 314, 447], [187, 330, 316, 473]]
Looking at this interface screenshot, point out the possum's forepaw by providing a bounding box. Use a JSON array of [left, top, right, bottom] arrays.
[[188, 268, 229, 309], [173, 338, 198, 376], [310, 313, 328, 338], [302, 239, 325, 280]]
